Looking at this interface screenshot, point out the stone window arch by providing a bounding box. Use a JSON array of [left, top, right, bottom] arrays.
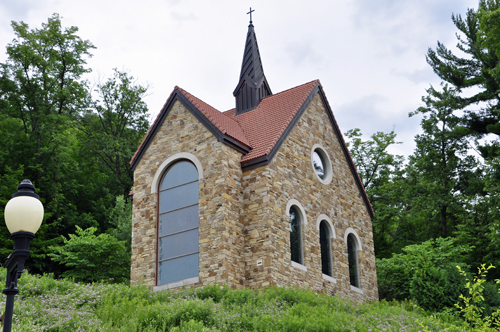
[[156, 157, 201, 288], [316, 215, 336, 278], [344, 228, 362, 290], [286, 199, 307, 269], [151, 152, 203, 194]]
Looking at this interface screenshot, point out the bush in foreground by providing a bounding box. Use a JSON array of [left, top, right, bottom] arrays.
[[0, 268, 471, 331]]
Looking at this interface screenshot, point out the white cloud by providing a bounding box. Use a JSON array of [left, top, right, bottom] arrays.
[[0, 0, 479, 157]]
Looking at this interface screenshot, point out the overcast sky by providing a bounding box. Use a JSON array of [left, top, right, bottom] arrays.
[[0, 0, 479, 156]]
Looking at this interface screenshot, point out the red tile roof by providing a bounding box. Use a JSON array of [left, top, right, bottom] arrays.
[[131, 81, 319, 166], [176, 87, 251, 147], [231, 80, 318, 162], [130, 86, 250, 166], [130, 80, 373, 219]]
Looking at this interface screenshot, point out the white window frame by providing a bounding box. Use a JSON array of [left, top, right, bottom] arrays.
[[286, 199, 307, 268], [151, 152, 203, 194], [153, 153, 203, 290], [310, 144, 333, 185], [344, 227, 362, 292], [316, 214, 336, 280]]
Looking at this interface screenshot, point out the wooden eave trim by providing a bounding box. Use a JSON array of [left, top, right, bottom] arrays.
[[130, 92, 179, 171], [317, 84, 374, 220], [131, 90, 251, 171], [221, 135, 252, 155], [240, 155, 271, 170]]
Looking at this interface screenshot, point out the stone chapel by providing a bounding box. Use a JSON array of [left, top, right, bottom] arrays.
[[130, 19, 378, 302]]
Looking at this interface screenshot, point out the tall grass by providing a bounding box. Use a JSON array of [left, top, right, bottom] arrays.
[[0, 268, 470, 331]]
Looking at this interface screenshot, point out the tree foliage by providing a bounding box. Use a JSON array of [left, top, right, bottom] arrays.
[[409, 84, 480, 238], [376, 237, 471, 302], [107, 195, 133, 254], [344, 129, 406, 257], [49, 225, 130, 283], [347, 2, 500, 283], [78, 68, 149, 199], [0, 14, 146, 276], [0, 14, 96, 272], [345, 128, 403, 190], [426, 0, 500, 158]]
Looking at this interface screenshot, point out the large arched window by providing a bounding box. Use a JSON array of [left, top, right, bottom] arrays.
[[158, 160, 199, 286], [319, 221, 332, 277], [347, 234, 359, 288], [289, 205, 303, 265]]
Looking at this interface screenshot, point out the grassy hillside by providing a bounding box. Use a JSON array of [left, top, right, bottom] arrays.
[[0, 268, 471, 331]]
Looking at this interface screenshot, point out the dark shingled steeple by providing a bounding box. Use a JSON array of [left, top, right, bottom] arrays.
[[233, 17, 272, 115]]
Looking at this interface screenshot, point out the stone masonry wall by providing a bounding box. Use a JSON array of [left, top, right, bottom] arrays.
[[131, 100, 245, 289], [131, 95, 378, 302], [242, 93, 378, 302]]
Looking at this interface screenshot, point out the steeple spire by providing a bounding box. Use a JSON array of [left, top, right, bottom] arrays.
[[233, 9, 272, 115]]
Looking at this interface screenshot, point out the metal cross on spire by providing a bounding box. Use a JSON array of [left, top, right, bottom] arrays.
[[247, 7, 255, 24]]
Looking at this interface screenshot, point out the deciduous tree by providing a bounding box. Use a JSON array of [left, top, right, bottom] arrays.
[[0, 14, 95, 272], [77, 69, 148, 224]]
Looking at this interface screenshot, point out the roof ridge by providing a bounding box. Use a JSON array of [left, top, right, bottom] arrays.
[[247, 79, 319, 113], [176, 87, 251, 147], [265, 79, 319, 99], [259, 80, 318, 156], [177, 87, 244, 130], [223, 80, 320, 116]]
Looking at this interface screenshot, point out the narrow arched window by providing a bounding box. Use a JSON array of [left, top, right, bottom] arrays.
[[289, 206, 303, 264], [347, 234, 359, 287], [319, 221, 332, 276], [158, 160, 199, 285]]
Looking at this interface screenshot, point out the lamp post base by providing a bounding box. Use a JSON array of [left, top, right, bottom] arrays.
[[2, 288, 18, 332], [2, 231, 34, 332]]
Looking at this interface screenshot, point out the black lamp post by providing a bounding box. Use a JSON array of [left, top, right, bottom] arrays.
[[2, 180, 44, 332]]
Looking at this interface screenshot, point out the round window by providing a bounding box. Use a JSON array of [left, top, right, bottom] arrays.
[[312, 150, 326, 179], [310, 145, 332, 184]]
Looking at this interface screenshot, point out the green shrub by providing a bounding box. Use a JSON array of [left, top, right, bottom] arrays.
[[0, 269, 475, 331], [187, 283, 229, 303], [259, 285, 328, 307], [48, 225, 130, 283], [0, 269, 111, 331], [221, 287, 259, 306], [107, 195, 132, 253], [455, 264, 500, 330], [482, 280, 500, 317], [410, 261, 466, 312], [136, 299, 214, 330], [170, 320, 215, 332], [377, 237, 472, 302]]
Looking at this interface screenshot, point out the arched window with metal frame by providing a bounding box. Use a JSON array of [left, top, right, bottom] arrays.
[[347, 233, 359, 288], [319, 220, 332, 277], [289, 205, 303, 265], [157, 160, 199, 286]]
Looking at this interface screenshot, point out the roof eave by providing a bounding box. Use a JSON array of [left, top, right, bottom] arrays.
[[131, 89, 251, 171], [240, 82, 374, 220], [317, 84, 374, 220]]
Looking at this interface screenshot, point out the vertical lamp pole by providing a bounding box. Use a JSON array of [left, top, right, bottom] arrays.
[[2, 180, 44, 332]]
